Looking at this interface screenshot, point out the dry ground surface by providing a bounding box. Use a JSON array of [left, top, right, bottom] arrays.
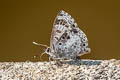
[[0, 59, 120, 80]]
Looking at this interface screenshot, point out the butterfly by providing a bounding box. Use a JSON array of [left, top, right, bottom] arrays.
[[33, 10, 91, 60]]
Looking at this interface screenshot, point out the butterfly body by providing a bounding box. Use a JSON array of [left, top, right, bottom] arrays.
[[43, 10, 91, 60]]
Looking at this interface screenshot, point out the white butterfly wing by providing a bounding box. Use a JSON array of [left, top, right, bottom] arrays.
[[50, 10, 90, 59], [50, 10, 70, 52]]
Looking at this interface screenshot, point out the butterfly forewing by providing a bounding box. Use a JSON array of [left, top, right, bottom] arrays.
[[50, 11, 71, 52]]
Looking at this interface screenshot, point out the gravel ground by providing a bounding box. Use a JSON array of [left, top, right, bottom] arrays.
[[0, 59, 120, 80]]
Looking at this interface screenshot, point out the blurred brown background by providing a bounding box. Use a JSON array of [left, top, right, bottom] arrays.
[[0, 0, 120, 61]]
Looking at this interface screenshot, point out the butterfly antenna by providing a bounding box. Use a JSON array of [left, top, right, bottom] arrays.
[[32, 41, 48, 48]]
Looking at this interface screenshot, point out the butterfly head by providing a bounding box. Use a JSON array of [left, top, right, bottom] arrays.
[[45, 47, 51, 54]]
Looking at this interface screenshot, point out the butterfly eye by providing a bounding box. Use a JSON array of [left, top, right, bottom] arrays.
[[46, 48, 50, 53]]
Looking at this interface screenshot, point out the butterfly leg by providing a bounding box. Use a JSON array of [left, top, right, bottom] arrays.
[[53, 58, 63, 67], [49, 56, 52, 62], [49, 56, 54, 66]]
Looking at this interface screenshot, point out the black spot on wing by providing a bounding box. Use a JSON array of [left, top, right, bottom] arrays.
[[61, 32, 68, 40], [62, 36, 65, 39], [67, 36, 70, 39], [55, 19, 60, 25], [54, 36, 59, 40], [72, 24, 75, 27], [65, 25, 69, 28], [52, 44, 55, 50], [73, 29, 78, 33], [59, 42, 62, 45], [82, 43, 85, 46], [56, 30, 61, 33], [70, 29, 78, 34]]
